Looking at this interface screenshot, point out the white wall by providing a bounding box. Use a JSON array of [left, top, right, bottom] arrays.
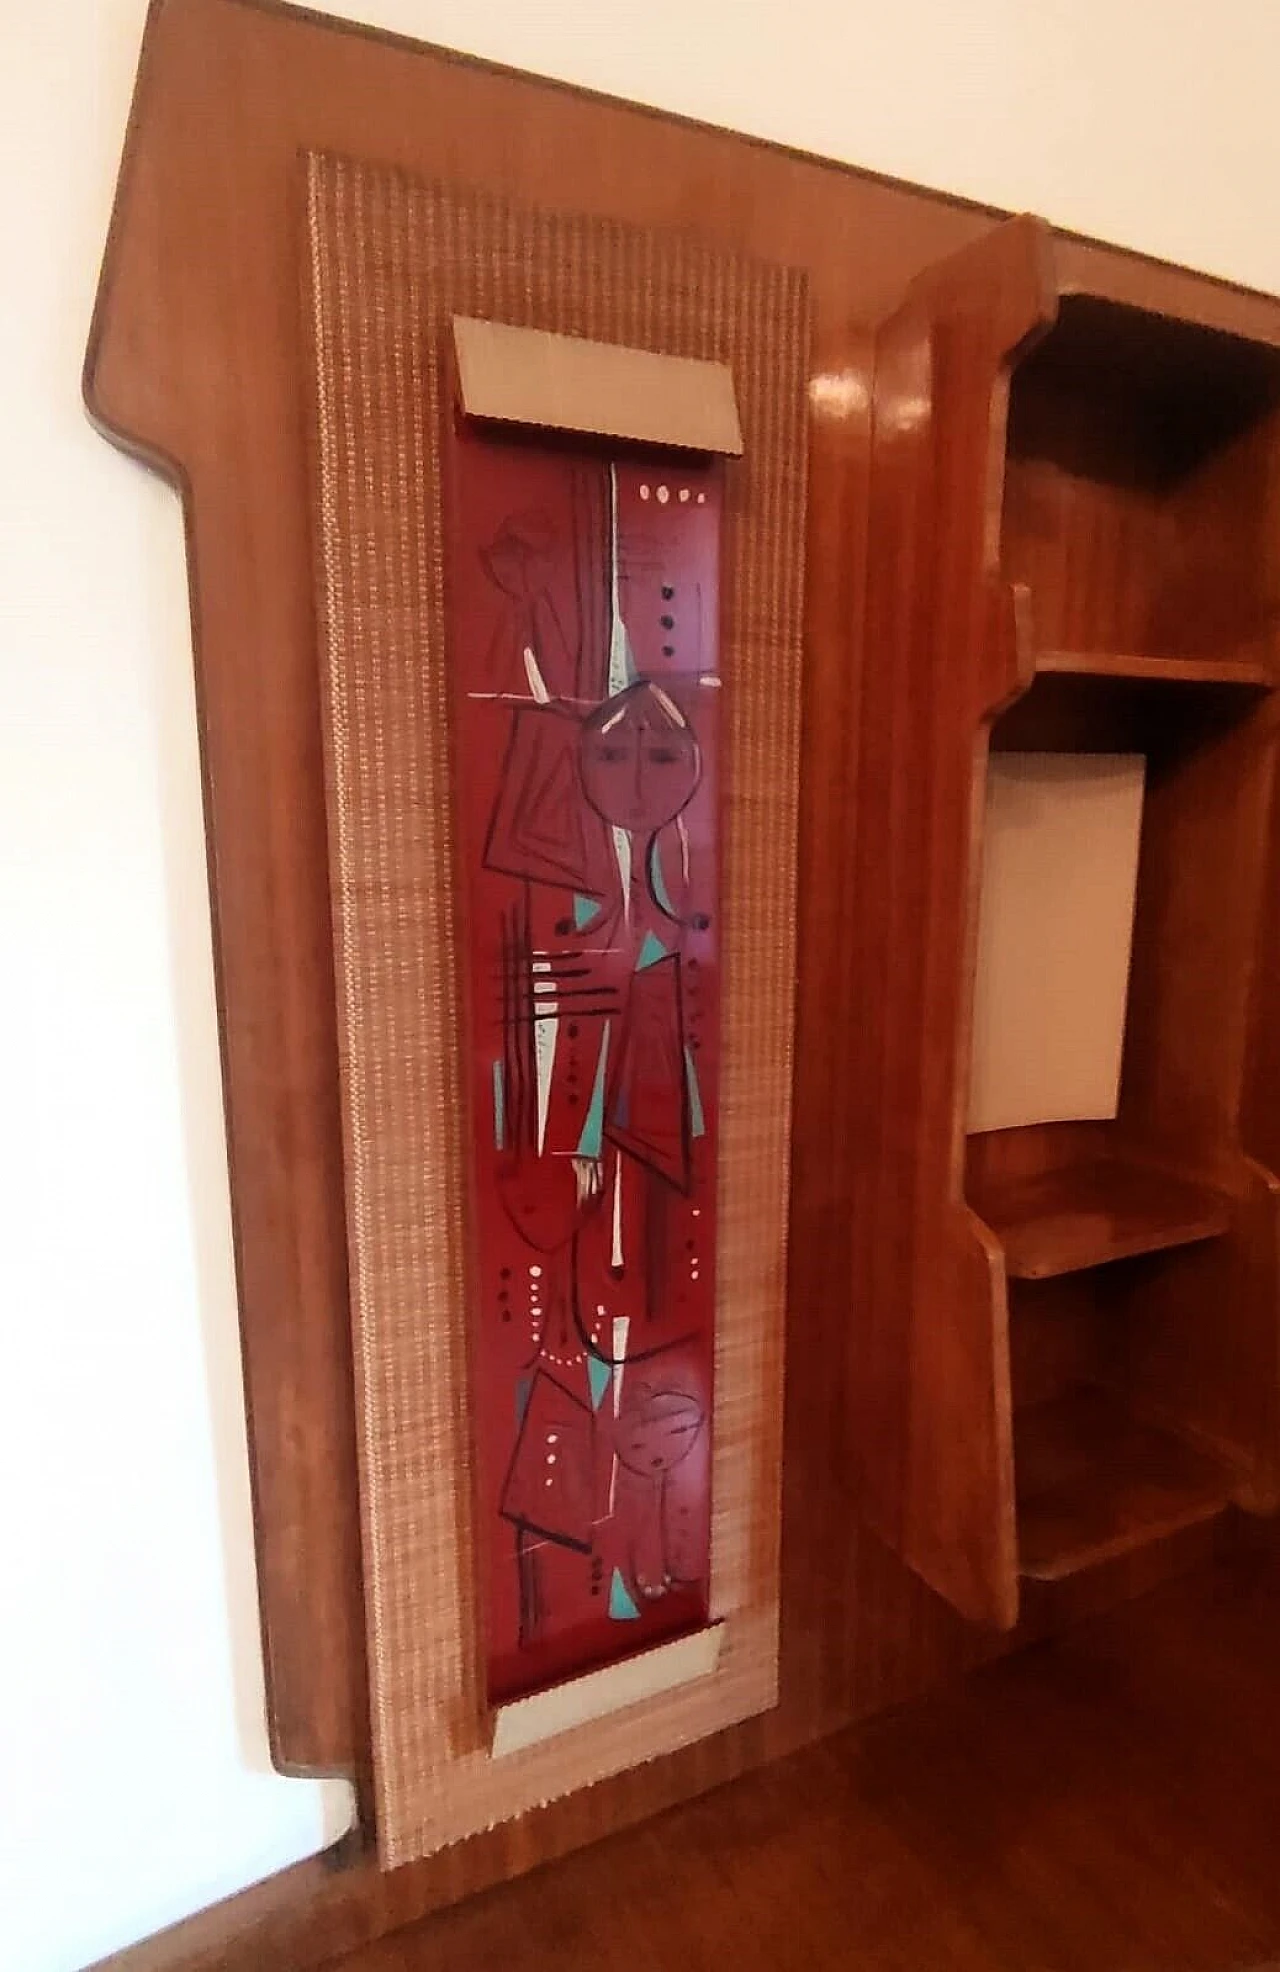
[[2, 2, 1278, 1967]]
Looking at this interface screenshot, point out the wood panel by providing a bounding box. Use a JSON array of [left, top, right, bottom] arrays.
[[849, 215, 1057, 1630], [970, 1157, 1231, 1280], [93, 1523, 1280, 1972], [305, 153, 801, 1863], [82, 0, 1280, 1958], [1001, 294, 1280, 662], [855, 216, 1280, 1635], [1120, 696, 1280, 1162], [1015, 1385, 1231, 1580], [1112, 686, 1280, 1509], [1006, 1273, 1123, 1413]]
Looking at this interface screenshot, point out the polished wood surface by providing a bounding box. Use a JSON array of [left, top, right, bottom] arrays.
[[1035, 649, 1274, 685], [85, 0, 989, 1781], [991, 666, 1276, 752], [1000, 293, 1280, 664], [97, 1533, 1280, 1972], [970, 1155, 1231, 1280], [1015, 1385, 1231, 1579], [852, 206, 1280, 1627], [849, 215, 1056, 1634], [1115, 690, 1280, 1514], [84, 0, 1280, 1951]]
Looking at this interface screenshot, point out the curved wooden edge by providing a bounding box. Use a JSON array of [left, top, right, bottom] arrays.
[[83, 0, 178, 465], [850, 218, 1062, 1632], [947, 1212, 1019, 1631], [905, 212, 1059, 361], [81, 0, 370, 1777]]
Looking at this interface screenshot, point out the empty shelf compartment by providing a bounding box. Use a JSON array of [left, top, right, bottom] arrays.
[[1016, 1384, 1232, 1581], [972, 1156, 1231, 1280]]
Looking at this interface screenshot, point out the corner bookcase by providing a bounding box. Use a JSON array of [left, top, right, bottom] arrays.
[[851, 215, 1280, 1627]]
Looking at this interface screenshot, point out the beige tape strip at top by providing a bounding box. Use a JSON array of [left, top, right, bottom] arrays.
[[452, 315, 744, 455]]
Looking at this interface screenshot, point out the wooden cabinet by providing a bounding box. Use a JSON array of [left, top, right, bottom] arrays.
[[853, 215, 1280, 1627]]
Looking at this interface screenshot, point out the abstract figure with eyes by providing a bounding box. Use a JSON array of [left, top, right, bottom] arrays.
[[612, 1383, 706, 1599], [460, 445, 719, 1684], [484, 675, 712, 1638], [579, 679, 710, 939], [579, 679, 702, 837], [574, 679, 708, 1201]]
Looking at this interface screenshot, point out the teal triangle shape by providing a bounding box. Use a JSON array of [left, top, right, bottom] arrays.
[[685, 1044, 707, 1140], [608, 1568, 641, 1620], [588, 1356, 612, 1410], [576, 1022, 611, 1159], [573, 893, 600, 930], [636, 930, 669, 971], [648, 839, 676, 918]]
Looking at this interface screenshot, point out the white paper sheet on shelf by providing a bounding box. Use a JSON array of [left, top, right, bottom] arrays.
[[968, 751, 1146, 1135]]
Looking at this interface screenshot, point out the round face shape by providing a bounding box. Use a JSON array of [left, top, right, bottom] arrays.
[[612, 1385, 705, 1479], [579, 682, 700, 833]]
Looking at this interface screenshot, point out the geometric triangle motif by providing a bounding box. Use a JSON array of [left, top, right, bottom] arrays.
[[608, 1567, 642, 1620], [520, 744, 588, 874], [605, 951, 690, 1191], [483, 703, 614, 896]]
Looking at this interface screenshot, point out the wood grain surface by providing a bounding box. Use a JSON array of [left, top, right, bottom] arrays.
[[304, 151, 803, 1863], [328, 1524, 1280, 1972], [94, 1523, 1280, 1972], [852, 208, 1280, 1631], [970, 1156, 1232, 1280], [83, 0, 1280, 1960]]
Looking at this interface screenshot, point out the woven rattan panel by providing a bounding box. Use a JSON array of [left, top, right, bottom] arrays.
[[304, 150, 808, 1867]]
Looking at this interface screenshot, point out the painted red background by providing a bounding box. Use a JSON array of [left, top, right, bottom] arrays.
[[446, 421, 722, 1702]]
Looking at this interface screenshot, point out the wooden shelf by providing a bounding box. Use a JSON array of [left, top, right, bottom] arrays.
[[1034, 650, 1274, 689], [1017, 1385, 1232, 1581], [970, 1156, 1231, 1281], [856, 225, 1280, 1630]]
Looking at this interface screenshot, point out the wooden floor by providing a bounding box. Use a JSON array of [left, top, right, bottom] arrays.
[[338, 1537, 1280, 1972]]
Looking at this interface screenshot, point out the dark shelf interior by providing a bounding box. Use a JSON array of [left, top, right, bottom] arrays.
[[1016, 1383, 1232, 1581], [991, 661, 1272, 755], [1001, 294, 1280, 671]]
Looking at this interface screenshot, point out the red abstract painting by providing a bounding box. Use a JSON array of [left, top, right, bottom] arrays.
[[446, 422, 722, 1703]]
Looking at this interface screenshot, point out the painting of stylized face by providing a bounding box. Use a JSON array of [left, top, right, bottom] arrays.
[[613, 1385, 705, 1478], [579, 681, 701, 833]]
